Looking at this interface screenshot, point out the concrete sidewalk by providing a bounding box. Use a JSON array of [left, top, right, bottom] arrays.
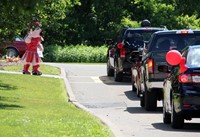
[[0, 68, 124, 137]]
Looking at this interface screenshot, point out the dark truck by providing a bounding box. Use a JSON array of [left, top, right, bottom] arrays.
[[106, 26, 166, 81], [138, 29, 200, 111]]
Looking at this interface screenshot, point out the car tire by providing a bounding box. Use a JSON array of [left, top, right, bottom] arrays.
[[140, 74, 145, 107], [107, 59, 114, 76], [136, 78, 141, 97], [163, 102, 171, 124], [131, 76, 137, 92], [140, 93, 145, 107], [6, 48, 19, 57], [171, 100, 184, 129], [114, 61, 123, 82], [144, 88, 157, 111]]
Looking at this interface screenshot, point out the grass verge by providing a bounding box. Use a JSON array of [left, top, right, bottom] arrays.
[[0, 63, 60, 75], [0, 72, 112, 137]]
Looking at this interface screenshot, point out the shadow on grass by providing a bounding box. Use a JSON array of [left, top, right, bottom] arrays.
[[0, 81, 22, 109], [0, 103, 23, 109], [0, 96, 23, 109], [0, 82, 17, 91]]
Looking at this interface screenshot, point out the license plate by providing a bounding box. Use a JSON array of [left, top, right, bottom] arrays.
[[192, 75, 200, 83]]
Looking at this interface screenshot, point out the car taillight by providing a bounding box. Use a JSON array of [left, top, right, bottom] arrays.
[[117, 43, 123, 49], [178, 74, 191, 83], [120, 48, 126, 58], [148, 58, 154, 74], [178, 74, 200, 83], [117, 42, 126, 58]]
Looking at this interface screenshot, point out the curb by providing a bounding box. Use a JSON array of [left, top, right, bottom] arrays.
[[60, 68, 124, 137], [0, 70, 62, 79]]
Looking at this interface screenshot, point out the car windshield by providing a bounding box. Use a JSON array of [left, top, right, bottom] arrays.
[[152, 34, 200, 51], [124, 30, 157, 46], [187, 47, 200, 67]]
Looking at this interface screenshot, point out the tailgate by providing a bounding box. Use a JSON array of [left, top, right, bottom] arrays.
[[151, 51, 169, 80]]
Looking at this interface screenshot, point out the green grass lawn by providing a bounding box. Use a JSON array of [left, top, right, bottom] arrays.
[[0, 68, 112, 136]]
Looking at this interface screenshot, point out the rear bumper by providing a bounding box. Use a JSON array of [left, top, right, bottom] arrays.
[[174, 93, 200, 118], [181, 109, 200, 118], [118, 58, 133, 74], [183, 96, 200, 105], [150, 81, 164, 88]]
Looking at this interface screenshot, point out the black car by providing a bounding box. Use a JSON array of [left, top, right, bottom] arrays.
[[106, 26, 166, 82], [137, 29, 200, 111], [162, 45, 200, 129]]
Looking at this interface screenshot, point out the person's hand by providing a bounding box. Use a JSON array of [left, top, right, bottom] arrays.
[[29, 29, 41, 38], [38, 43, 44, 52]]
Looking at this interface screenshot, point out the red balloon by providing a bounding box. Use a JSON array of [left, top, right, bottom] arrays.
[[166, 50, 182, 65]]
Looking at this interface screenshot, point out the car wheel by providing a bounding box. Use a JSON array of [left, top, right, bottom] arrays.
[[6, 48, 19, 57], [114, 61, 123, 82], [171, 100, 184, 129], [144, 88, 157, 111], [107, 59, 114, 76], [140, 75, 145, 107], [140, 92, 145, 107], [136, 77, 141, 97], [163, 102, 171, 124]]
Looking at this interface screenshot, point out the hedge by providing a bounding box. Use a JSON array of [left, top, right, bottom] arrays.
[[43, 45, 108, 63]]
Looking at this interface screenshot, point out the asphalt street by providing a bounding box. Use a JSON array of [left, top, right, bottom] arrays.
[[46, 63, 200, 137]]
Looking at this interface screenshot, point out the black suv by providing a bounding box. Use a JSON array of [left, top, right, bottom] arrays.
[[162, 45, 200, 129], [106, 26, 166, 81], [139, 29, 200, 111]]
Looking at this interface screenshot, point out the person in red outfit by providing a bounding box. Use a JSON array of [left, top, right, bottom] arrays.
[[22, 21, 44, 75]]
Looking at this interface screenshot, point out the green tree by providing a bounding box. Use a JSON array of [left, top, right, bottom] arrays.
[[65, 0, 127, 45], [0, 0, 39, 43], [1, 0, 200, 46]]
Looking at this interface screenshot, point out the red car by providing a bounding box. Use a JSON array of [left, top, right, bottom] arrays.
[[0, 37, 27, 57]]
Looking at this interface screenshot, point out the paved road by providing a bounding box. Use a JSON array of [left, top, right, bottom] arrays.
[[46, 63, 200, 137]]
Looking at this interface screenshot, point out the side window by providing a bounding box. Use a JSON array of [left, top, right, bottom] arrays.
[[145, 34, 155, 52], [186, 48, 200, 67]]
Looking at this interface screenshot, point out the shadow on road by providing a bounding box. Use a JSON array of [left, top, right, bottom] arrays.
[[126, 106, 162, 114], [124, 90, 140, 101], [152, 122, 200, 132], [99, 76, 131, 86]]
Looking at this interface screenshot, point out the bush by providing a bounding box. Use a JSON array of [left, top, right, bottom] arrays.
[[43, 45, 107, 63]]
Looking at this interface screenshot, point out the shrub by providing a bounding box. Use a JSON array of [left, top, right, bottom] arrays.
[[43, 45, 107, 63]]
